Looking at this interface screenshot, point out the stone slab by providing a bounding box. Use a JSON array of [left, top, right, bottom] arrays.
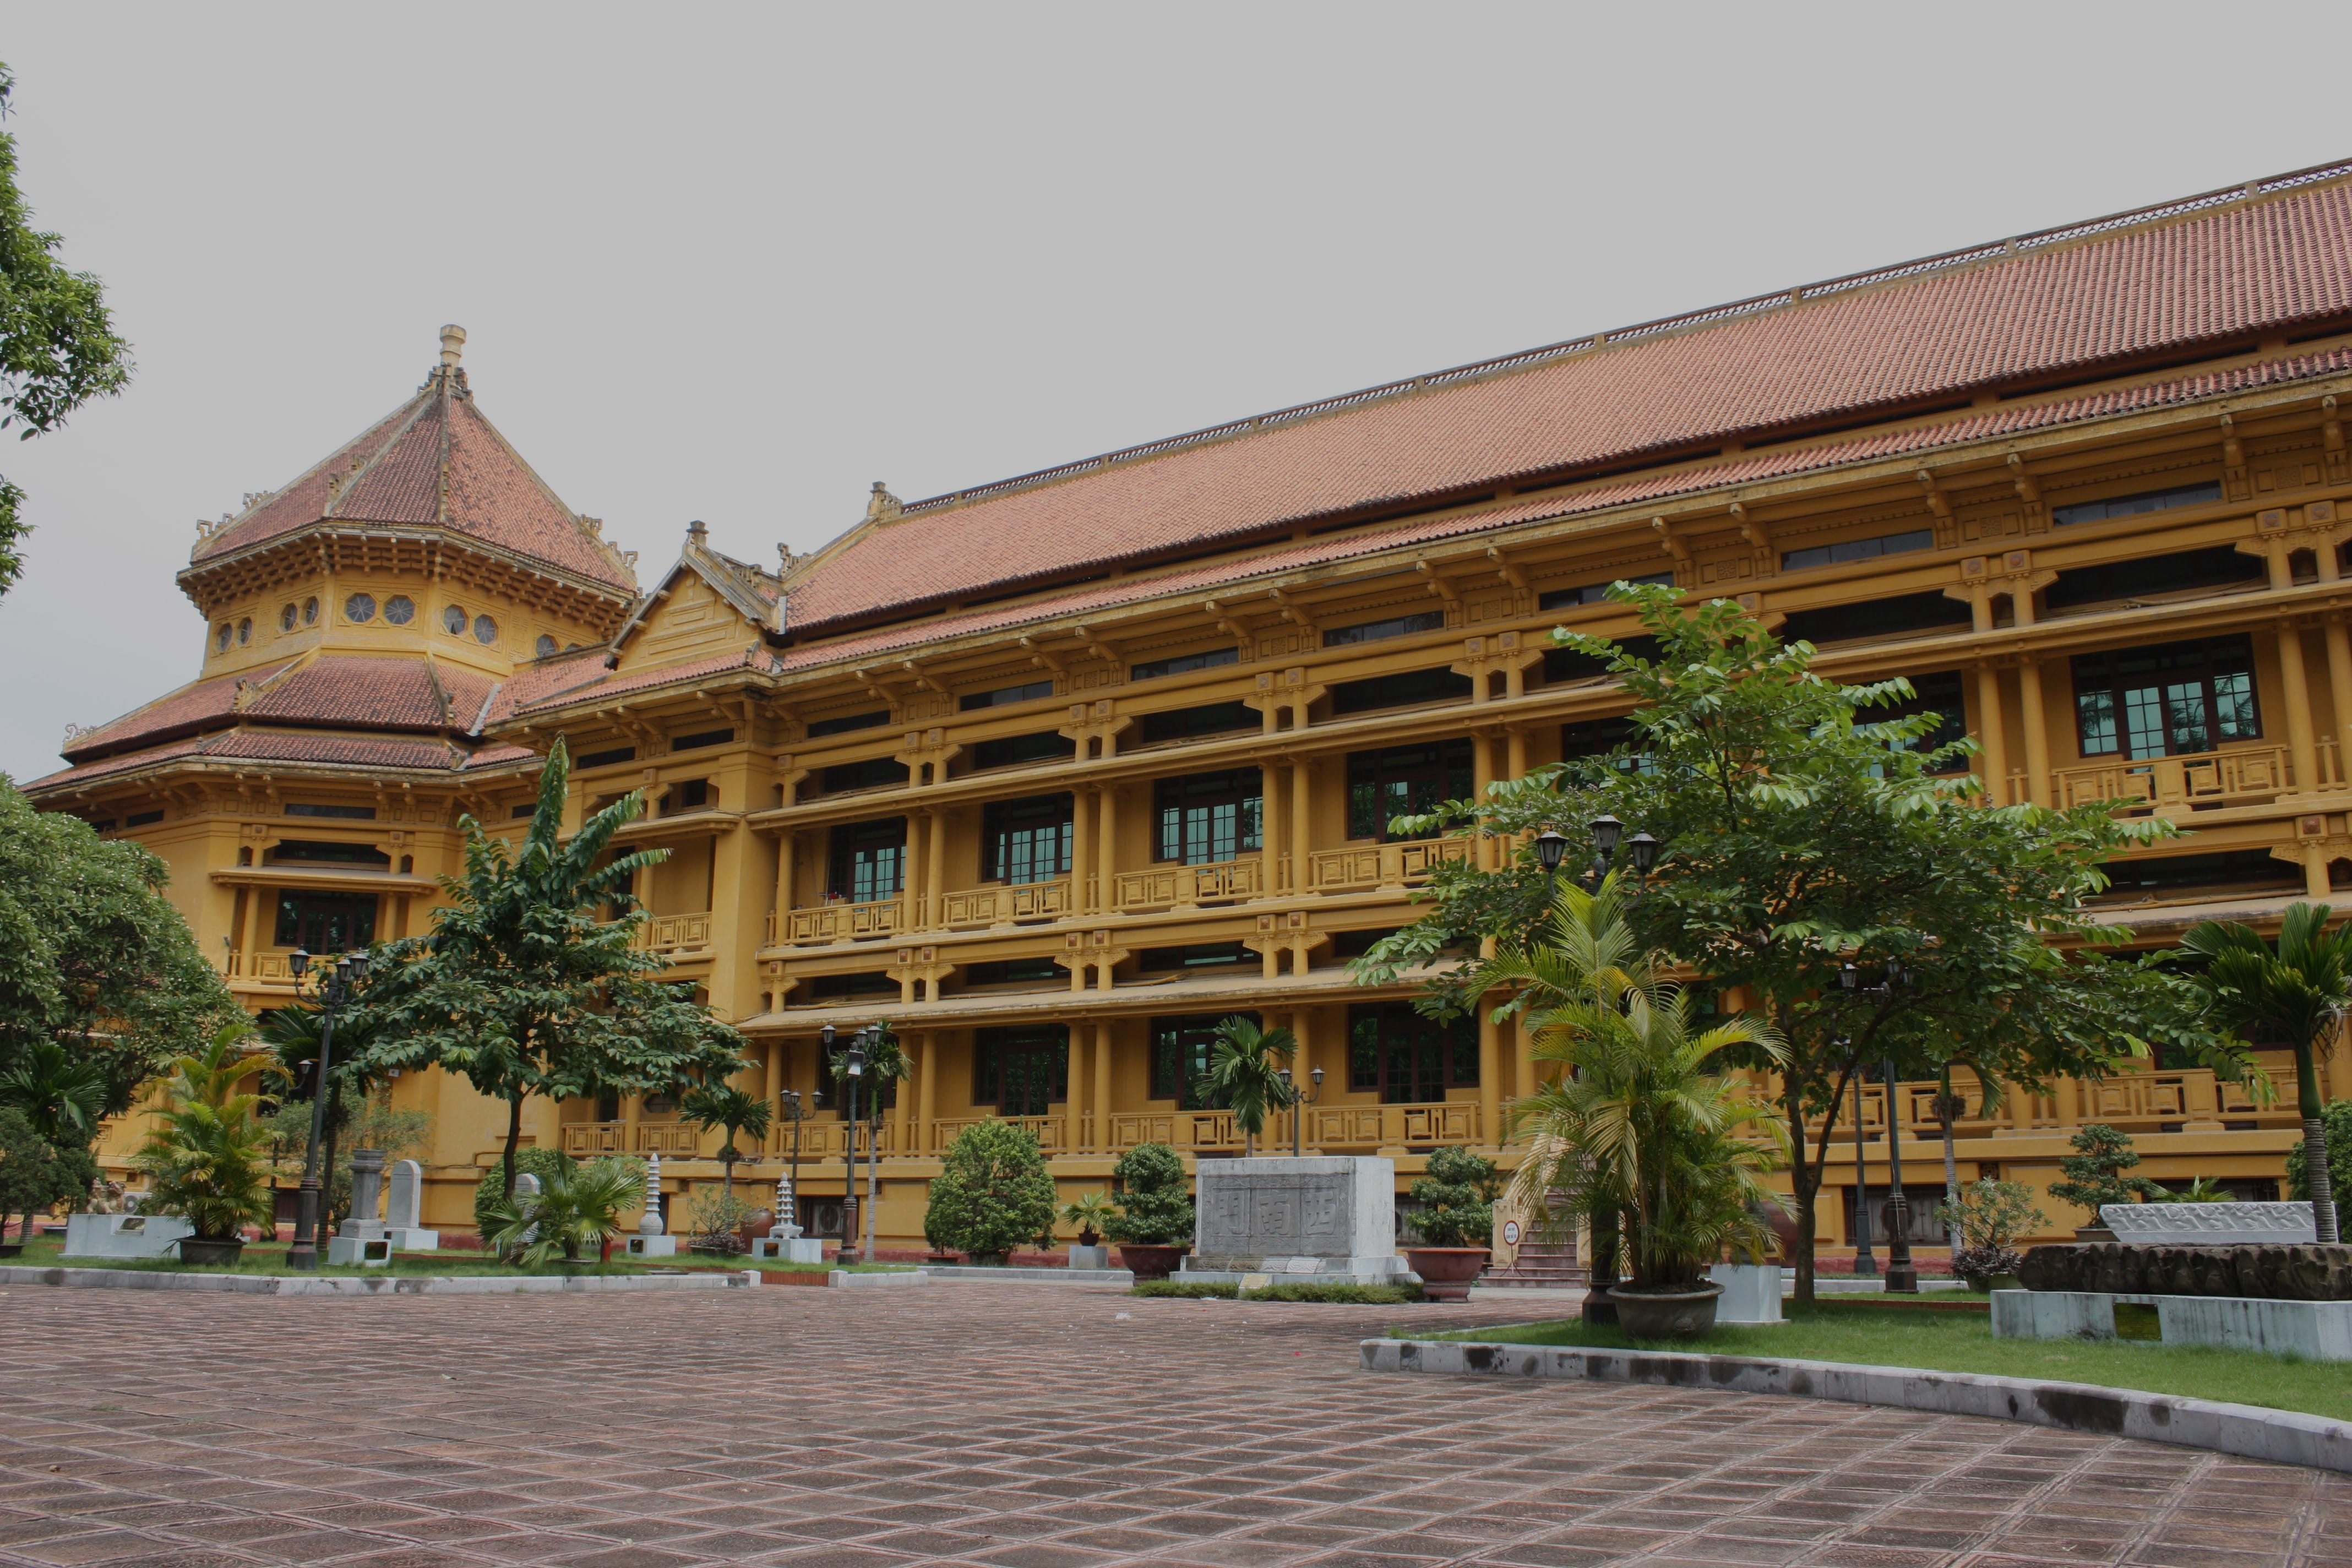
[[1191, 1155, 1401, 1274], [1992, 1287, 2352, 1359], [830, 1268, 927, 1288], [385, 1158, 426, 1231], [2103, 1200, 2316, 1244], [1709, 1262, 1783, 1324], [0, 1266, 760, 1294], [1066, 1243, 1109, 1270], [1365, 1334, 2352, 1472], [61, 1213, 193, 1260]]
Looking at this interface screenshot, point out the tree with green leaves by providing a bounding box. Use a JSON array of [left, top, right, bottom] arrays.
[[1101, 1141, 1194, 1247], [0, 778, 244, 1120], [2047, 1122, 2163, 1217], [0, 63, 133, 598], [0, 1038, 107, 1148], [1194, 1015, 1294, 1158], [360, 739, 748, 1206], [132, 1024, 277, 1243], [2179, 903, 2352, 1243], [0, 1104, 96, 1245], [2288, 1100, 2352, 1211], [923, 1118, 1057, 1262], [681, 1082, 771, 1197], [1355, 584, 2252, 1303]]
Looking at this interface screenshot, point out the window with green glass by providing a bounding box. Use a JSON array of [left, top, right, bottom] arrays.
[[972, 1025, 1069, 1115], [1148, 1013, 1260, 1108], [1346, 1001, 1477, 1104], [981, 793, 1073, 883], [1345, 739, 1472, 841], [826, 818, 907, 902], [2072, 636, 2259, 760], [1154, 769, 1262, 864]]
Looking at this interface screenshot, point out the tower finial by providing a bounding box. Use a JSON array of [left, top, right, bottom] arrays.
[[439, 324, 466, 368]]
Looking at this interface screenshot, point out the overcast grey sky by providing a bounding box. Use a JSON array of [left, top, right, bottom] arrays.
[[1, 3, 2346, 782]]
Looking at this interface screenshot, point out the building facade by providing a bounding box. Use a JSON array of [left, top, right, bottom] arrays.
[[34, 166, 2352, 1254]]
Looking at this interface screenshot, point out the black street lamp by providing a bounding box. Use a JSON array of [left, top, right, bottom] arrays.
[[862, 1021, 886, 1262], [1533, 828, 1570, 875], [1277, 1064, 1325, 1157], [285, 946, 369, 1271]]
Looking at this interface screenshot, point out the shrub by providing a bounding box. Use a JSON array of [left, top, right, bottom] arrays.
[[2048, 1123, 2164, 1214], [1934, 1178, 2046, 1256], [1407, 1145, 1499, 1248], [685, 1187, 759, 1253], [1101, 1142, 1193, 1246], [132, 1032, 278, 1242], [924, 1120, 1057, 1261], [1950, 1242, 2024, 1281], [479, 1153, 645, 1265], [471, 1146, 571, 1238]]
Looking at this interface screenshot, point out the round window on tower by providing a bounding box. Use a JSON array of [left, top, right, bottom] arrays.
[[345, 593, 376, 623], [302, 596, 319, 625], [215, 623, 233, 652], [473, 614, 498, 645], [384, 595, 416, 625], [535, 634, 558, 658], [279, 603, 297, 633], [236, 617, 252, 645], [442, 602, 466, 635]]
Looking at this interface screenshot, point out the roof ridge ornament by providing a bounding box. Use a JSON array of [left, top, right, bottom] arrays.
[[866, 481, 902, 523]]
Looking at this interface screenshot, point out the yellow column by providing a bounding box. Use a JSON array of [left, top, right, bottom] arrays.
[[775, 830, 794, 927], [1261, 765, 1284, 892], [1071, 789, 1093, 914], [1065, 1024, 1087, 1151], [1472, 732, 1494, 867], [1507, 726, 1527, 780], [242, 885, 266, 965], [2327, 623, 2352, 788], [2017, 660, 2051, 807], [1291, 759, 1311, 893], [918, 1032, 938, 1155], [900, 813, 923, 927], [927, 808, 947, 922], [2279, 625, 2321, 794], [1974, 665, 2008, 805], [1292, 1008, 1313, 1151], [623, 1092, 641, 1152], [765, 1041, 784, 1151], [1099, 784, 1119, 913], [1477, 994, 1500, 1148], [1092, 1022, 1112, 1152]]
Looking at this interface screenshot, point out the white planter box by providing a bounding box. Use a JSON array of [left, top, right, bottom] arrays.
[[1709, 1262, 1783, 1324]]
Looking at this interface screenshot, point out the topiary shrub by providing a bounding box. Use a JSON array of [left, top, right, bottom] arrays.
[[1101, 1141, 1194, 1246], [924, 1119, 1058, 1263], [1406, 1145, 1499, 1248]]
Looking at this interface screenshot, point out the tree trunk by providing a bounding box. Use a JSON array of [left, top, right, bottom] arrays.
[[319, 1080, 346, 1233], [1781, 1072, 1822, 1308], [2299, 1040, 2338, 1243]]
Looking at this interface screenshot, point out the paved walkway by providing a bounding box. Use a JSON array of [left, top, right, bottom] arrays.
[[2, 1282, 2348, 1568]]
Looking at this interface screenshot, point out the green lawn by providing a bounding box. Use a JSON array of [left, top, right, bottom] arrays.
[[1417, 1303, 2352, 1425], [0, 1234, 906, 1278]]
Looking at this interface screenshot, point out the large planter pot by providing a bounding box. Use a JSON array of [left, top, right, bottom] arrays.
[[176, 1237, 246, 1267], [1607, 1282, 1724, 1340], [1403, 1247, 1491, 1302], [1964, 1272, 2022, 1294], [1118, 1244, 1188, 1281]]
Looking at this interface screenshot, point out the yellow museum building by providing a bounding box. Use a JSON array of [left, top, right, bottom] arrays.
[[31, 165, 2352, 1260]]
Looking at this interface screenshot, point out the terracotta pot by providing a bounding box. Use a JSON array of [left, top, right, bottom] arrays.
[[1118, 1244, 1189, 1281], [177, 1237, 246, 1268], [1403, 1247, 1491, 1301], [1606, 1282, 1723, 1340]]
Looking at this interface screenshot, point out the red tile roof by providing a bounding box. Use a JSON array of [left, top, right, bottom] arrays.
[[60, 665, 296, 763], [22, 729, 500, 791], [238, 657, 491, 733], [785, 170, 2352, 633], [479, 651, 616, 726], [188, 364, 634, 591]]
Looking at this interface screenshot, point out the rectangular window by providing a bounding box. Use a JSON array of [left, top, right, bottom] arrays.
[[809, 970, 897, 999], [1346, 739, 1473, 841], [1347, 1001, 1478, 1103], [1330, 667, 1475, 715], [826, 819, 908, 902], [670, 728, 733, 752], [85, 819, 116, 833], [1538, 572, 1674, 612], [1331, 927, 1401, 959], [265, 840, 391, 868], [982, 793, 1074, 883], [1149, 1013, 1260, 1108], [1873, 670, 1969, 771], [1136, 941, 1251, 972], [1154, 769, 1262, 864], [1543, 634, 1663, 684], [285, 803, 376, 820], [1781, 527, 1934, 573], [1321, 609, 1446, 648], [2053, 480, 2224, 527], [818, 755, 911, 794], [961, 957, 1066, 988], [510, 804, 535, 819], [807, 710, 890, 738], [960, 679, 1055, 712], [1139, 701, 1255, 745], [2045, 546, 2267, 612], [970, 730, 1077, 771], [2098, 850, 2301, 898], [274, 892, 377, 951], [575, 745, 636, 770], [124, 810, 164, 827], [2071, 636, 2259, 759], [972, 1025, 1068, 1115], [1777, 591, 1973, 647], [1132, 646, 1240, 681], [667, 778, 711, 813]]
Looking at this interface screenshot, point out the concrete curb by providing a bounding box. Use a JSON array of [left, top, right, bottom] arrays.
[[917, 1265, 1135, 1286], [829, 1268, 928, 1288], [1364, 1336, 2352, 1473], [0, 1266, 761, 1295]]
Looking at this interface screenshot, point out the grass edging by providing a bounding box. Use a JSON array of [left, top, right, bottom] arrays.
[[1364, 1336, 2352, 1474], [0, 1265, 761, 1295]]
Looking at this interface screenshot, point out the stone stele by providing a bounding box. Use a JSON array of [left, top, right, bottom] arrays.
[[1182, 1156, 1405, 1283], [2102, 1201, 2317, 1245], [384, 1157, 439, 1251]]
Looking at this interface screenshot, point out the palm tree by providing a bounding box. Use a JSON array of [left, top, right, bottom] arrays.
[[1195, 1016, 1295, 1157], [132, 1024, 278, 1243], [479, 1152, 643, 1266], [680, 1080, 771, 1196], [1480, 874, 1788, 1291], [0, 1039, 110, 1147], [2180, 902, 2352, 1243]]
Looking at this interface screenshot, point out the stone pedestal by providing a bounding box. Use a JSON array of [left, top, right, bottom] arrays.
[[1180, 1156, 1406, 1285], [627, 1234, 678, 1257], [1067, 1243, 1110, 1270], [384, 1159, 438, 1251], [1994, 1287, 2352, 1360], [1709, 1262, 1783, 1324], [385, 1227, 440, 1251], [752, 1234, 825, 1264], [326, 1235, 394, 1266], [62, 1212, 192, 1259]]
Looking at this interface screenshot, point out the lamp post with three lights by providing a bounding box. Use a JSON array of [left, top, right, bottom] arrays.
[[284, 946, 370, 1272], [822, 1023, 869, 1264], [1277, 1064, 1326, 1157]]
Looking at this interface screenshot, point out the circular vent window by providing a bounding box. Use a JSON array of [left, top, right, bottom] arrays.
[[345, 594, 376, 623], [384, 595, 416, 625]]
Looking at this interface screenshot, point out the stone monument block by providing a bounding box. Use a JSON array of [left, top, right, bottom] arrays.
[[1182, 1156, 1404, 1283], [326, 1234, 394, 1266], [62, 1212, 193, 1259], [627, 1233, 678, 1257], [384, 1158, 438, 1250], [2101, 1201, 2316, 1245], [337, 1148, 389, 1241]]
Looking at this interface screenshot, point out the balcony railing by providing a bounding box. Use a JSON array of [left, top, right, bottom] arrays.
[[938, 879, 1071, 929], [783, 896, 905, 945], [1308, 836, 1473, 894], [633, 912, 714, 957], [1113, 857, 1263, 912], [1805, 1065, 2300, 1144], [2054, 744, 2297, 812], [1309, 1101, 1483, 1150], [222, 951, 299, 983]]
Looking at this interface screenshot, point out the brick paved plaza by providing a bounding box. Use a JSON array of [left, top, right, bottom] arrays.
[[3, 1284, 2348, 1568]]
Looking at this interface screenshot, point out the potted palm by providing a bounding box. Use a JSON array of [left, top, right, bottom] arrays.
[[1483, 874, 1787, 1340], [479, 1152, 645, 1266], [1403, 1146, 1498, 1300], [1101, 1142, 1193, 1279], [1060, 1191, 1117, 1268], [132, 1026, 278, 1267]]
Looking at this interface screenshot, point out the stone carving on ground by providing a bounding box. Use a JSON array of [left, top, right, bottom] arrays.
[[2101, 1201, 2315, 1245]]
